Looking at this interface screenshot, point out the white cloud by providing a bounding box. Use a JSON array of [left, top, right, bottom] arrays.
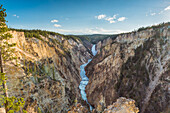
[[105, 17, 113, 21], [96, 14, 126, 23], [164, 5, 170, 11], [56, 27, 128, 35], [158, 11, 163, 14], [96, 14, 106, 19], [54, 24, 61, 27], [150, 13, 156, 16], [117, 17, 126, 21], [109, 20, 116, 23], [51, 19, 59, 23], [105, 15, 117, 23], [146, 12, 157, 16], [13, 14, 19, 18], [105, 15, 117, 21]]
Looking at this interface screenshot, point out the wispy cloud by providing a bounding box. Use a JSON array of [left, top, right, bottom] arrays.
[[56, 27, 128, 34], [164, 5, 170, 11], [65, 18, 69, 20], [146, 12, 156, 16], [51, 19, 59, 23], [150, 13, 156, 16], [13, 14, 19, 18], [158, 5, 170, 14], [96, 14, 106, 19], [54, 24, 61, 27], [117, 17, 127, 21]]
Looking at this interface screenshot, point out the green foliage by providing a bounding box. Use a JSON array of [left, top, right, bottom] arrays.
[[52, 65, 55, 80], [5, 97, 25, 113], [0, 5, 27, 113], [76, 34, 118, 44], [9, 29, 48, 41], [0, 73, 6, 83], [0, 6, 16, 63], [33, 63, 37, 75], [117, 22, 170, 37], [137, 22, 170, 32], [9, 28, 82, 42], [38, 107, 42, 113], [0, 73, 27, 113], [9, 28, 119, 44], [64, 35, 81, 42], [26, 62, 30, 74]]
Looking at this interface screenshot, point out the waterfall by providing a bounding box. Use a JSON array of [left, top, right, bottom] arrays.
[[92, 45, 97, 56]]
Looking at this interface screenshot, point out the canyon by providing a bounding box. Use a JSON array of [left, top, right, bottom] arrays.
[[5, 30, 92, 113], [1, 22, 169, 113], [85, 23, 170, 113]]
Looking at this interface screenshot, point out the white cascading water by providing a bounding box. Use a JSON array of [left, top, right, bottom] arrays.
[[79, 45, 97, 110], [92, 45, 97, 56]]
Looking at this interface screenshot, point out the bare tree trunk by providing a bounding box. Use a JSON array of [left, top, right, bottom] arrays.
[[0, 47, 8, 113]]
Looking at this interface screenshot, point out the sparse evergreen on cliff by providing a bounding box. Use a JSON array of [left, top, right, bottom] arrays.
[[0, 5, 26, 113]]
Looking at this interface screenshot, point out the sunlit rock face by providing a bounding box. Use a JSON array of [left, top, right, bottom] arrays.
[[96, 37, 113, 52], [0, 108, 5, 113], [103, 97, 139, 113], [68, 103, 89, 113], [85, 23, 170, 113], [5, 31, 92, 113]]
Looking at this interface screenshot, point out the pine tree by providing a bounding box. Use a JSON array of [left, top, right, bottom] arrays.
[[0, 5, 26, 113]]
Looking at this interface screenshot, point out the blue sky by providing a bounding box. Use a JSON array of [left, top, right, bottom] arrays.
[[1, 0, 170, 34]]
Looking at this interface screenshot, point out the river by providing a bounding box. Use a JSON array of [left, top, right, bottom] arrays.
[[79, 45, 97, 110]]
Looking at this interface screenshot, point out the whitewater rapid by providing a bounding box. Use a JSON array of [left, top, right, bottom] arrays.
[[79, 45, 97, 110]]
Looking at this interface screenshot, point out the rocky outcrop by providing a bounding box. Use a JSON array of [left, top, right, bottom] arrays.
[[4, 30, 92, 113], [68, 97, 139, 113], [103, 97, 139, 113], [68, 103, 89, 113], [85, 23, 170, 113], [96, 37, 113, 51]]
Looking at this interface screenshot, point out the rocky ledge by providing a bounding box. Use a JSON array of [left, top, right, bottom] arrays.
[[68, 97, 139, 113], [103, 97, 139, 113]]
